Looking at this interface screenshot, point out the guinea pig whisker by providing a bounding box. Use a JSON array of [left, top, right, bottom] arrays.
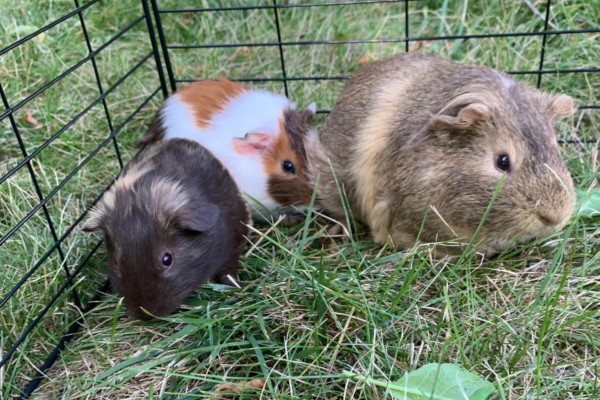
[[544, 163, 575, 203]]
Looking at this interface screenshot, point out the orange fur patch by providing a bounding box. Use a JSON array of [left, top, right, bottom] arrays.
[[263, 118, 302, 178], [262, 118, 312, 205], [177, 78, 247, 129]]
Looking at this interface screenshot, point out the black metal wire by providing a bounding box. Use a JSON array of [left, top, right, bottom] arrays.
[[537, 0, 553, 88], [0, 86, 162, 371], [0, 82, 81, 311], [0, 238, 105, 372], [0, 15, 146, 124], [150, 0, 177, 92], [157, 0, 407, 14], [165, 28, 600, 50], [143, 0, 170, 99], [0, 52, 156, 246], [173, 66, 600, 84], [19, 279, 112, 399], [74, 0, 123, 171], [0, 0, 98, 57], [272, 0, 289, 97], [404, 0, 409, 53]]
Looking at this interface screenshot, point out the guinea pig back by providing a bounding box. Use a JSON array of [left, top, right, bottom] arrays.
[[82, 139, 249, 320], [137, 78, 320, 214], [312, 53, 576, 256]]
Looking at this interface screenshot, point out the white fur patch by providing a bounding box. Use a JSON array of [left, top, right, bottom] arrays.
[[148, 177, 189, 214], [497, 72, 514, 89], [161, 90, 295, 211]]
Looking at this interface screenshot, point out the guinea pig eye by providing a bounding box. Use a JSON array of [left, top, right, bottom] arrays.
[[282, 160, 295, 174], [161, 252, 173, 269], [496, 154, 510, 172]]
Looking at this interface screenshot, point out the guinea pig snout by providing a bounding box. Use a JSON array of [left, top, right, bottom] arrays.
[[532, 186, 575, 231]]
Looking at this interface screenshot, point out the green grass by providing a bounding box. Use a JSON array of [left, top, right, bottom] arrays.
[[0, 0, 598, 399]]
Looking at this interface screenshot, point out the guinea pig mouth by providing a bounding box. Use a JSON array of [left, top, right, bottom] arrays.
[[125, 300, 174, 320]]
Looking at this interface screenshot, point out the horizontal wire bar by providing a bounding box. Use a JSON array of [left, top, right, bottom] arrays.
[[158, 0, 411, 13], [0, 0, 98, 57], [0, 15, 145, 124], [558, 139, 598, 144], [0, 86, 161, 250], [0, 240, 104, 369], [174, 65, 600, 84], [166, 28, 600, 50], [0, 51, 154, 187]]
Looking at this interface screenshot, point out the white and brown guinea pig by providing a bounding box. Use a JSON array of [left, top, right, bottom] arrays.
[[309, 53, 576, 257], [138, 79, 319, 215]]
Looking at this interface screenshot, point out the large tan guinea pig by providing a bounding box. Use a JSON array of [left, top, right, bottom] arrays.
[[309, 53, 576, 256]]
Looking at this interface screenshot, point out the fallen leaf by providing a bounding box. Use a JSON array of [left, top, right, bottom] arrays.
[[234, 46, 250, 59], [23, 110, 41, 128], [203, 379, 265, 400], [411, 41, 425, 51]]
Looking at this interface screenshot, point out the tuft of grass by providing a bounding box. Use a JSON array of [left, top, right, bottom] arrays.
[[0, 0, 598, 399]]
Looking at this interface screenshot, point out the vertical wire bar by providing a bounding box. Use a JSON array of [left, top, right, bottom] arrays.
[[74, 0, 123, 170], [404, 0, 409, 52], [0, 83, 82, 310], [271, 0, 289, 97], [142, 0, 169, 99], [150, 0, 177, 92], [537, 0, 552, 88]]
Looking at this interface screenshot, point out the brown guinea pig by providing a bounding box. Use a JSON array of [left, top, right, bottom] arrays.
[[82, 138, 249, 320], [137, 78, 318, 216], [309, 53, 576, 256]]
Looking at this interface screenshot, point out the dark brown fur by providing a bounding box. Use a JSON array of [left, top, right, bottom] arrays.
[[137, 111, 166, 145], [82, 139, 249, 320], [308, 53, 575, 255]]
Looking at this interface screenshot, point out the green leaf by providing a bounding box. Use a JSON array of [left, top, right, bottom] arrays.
[[344, 363, 496, 400], [575, 187, 600, 218]]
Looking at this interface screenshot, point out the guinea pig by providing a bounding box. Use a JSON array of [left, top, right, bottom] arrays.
[[81, 138, 249, 320], [309, 53, 576, 256], [137, 78, 319, 216]]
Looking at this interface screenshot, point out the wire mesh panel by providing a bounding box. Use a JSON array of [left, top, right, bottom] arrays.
[[0, 0, 598, 398], [151, 0, 598, 134], [0, 0, 167, 397]]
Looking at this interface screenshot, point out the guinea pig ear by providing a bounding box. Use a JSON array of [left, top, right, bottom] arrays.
[[232, 132, 272, 156], [177, 202, 220, 232], [549, 94, 574, 121], [305, 102, 317, 120], [431, 103, 490, 130]]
